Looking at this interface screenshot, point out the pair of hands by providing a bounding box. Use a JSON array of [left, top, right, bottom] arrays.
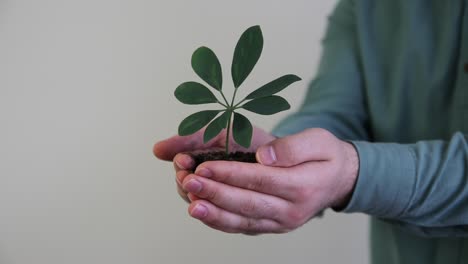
[[153, 127, 359, 235]]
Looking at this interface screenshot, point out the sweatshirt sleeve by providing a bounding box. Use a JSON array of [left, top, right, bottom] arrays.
[[344, 133, 468, 236]]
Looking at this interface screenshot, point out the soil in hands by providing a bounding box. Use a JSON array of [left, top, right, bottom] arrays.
[[191, 151, 257, 168]]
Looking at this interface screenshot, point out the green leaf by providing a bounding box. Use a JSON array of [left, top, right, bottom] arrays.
[[245, 74, 301, 100], [241, 95, 290, 115], [175, 82, 218, 105], [231, 25, 263, 88], [178, 110, 220, 136], [191, 47, 223, 90], [232, 112, 252, 148], [203, 111, 229, 143]]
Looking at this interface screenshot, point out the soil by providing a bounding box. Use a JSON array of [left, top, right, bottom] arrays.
[[191, 151, 257, 168]]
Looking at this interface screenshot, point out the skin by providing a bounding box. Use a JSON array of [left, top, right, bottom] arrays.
[[153, 127, 359, 235]]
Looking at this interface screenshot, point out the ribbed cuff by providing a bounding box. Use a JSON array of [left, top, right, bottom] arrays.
[[342, 141, 417, 219]]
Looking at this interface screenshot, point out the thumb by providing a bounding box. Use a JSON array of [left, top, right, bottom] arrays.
[[255, 128, 336, 167]]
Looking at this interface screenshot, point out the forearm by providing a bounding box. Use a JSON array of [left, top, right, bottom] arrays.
[[344, 132, 468, 236]]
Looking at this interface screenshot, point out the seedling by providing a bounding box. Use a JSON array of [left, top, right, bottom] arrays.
[[175, 25, 301, 156]]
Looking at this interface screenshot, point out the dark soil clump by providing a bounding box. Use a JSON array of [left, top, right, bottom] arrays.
[[191, 151, 257, 168]]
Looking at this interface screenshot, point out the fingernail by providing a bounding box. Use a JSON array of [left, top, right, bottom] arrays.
[[175, 155, 194, 170], [195, 167, 212, 178], [174, 160, 185, 170], [184, 179, 202, 193], [191, 204, 208, 219], [257, 146, 276, 165]]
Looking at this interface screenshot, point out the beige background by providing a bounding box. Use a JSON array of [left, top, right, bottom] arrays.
[[0, 0, 369, 263]]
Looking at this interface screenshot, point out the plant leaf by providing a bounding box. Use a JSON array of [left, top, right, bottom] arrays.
[[245, 74, 301, 100], [191, 47, 223, 90], [178, 110, 220, 136], [231, 25, 263, 88], [241, 95, 290, 115], [204, 111, 229, 143], [175, 82, 218, 105], [232, 112, 252, 148]]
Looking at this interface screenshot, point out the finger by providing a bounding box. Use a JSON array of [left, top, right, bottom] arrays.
[[187, 193, 200, 202], [182, 174, 289, 221], [153, 129, 216, 161], [173, 153, 195, 172], [188, 200, 284, 234], [176, 182, 190, 203], [194, 161, 297, 200], [176, 169, 190, 186], [175, 170, 194, 204], [176, 177, 201, 203], [256, 128, 337, 167]]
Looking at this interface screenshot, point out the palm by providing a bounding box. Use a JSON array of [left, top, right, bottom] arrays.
[[153, 126, 275, 204], [154, 126, 275, 162]]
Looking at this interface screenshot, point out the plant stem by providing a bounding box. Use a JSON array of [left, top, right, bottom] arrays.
[[225, 110, 233, 156], [217, 100, 227, 108], [233, 98, 247, 108], [220, 91, 230, 106], [230, 88, 239, 106], [218, 91, 231, 155], [224, 88, 241, 156]]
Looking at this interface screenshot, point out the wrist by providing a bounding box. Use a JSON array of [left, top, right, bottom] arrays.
[[332, 141, 359, 209]]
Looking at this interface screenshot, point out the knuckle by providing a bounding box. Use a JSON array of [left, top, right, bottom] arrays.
[[206, 186, 219, 201], [240, 194, 279, 220], [247, 174, 265, 191], [258, 197, 281, 221], [259, 197, 276, 214], [266, 174, 281, 191], [239, 196, 257, 216], [284, 207, 306, 229], [278, 138, 295, 157], [244, 218, 259, 231]]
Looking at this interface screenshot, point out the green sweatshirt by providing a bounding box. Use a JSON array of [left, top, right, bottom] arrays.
[[273, 0, 468, 263]]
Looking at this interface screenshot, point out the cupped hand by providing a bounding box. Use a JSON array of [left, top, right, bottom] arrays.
[[153, 127, 276, 202], [177, 128, 359, 235]]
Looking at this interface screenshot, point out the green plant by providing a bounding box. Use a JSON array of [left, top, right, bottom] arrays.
[[175, 25, 301, 155]]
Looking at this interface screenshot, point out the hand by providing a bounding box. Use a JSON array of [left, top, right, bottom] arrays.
[[153, 127, 276, 203], [178, 128, 359, 234]]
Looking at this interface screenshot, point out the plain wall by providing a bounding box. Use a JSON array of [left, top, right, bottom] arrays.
[[0, 1, 369, 263]]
